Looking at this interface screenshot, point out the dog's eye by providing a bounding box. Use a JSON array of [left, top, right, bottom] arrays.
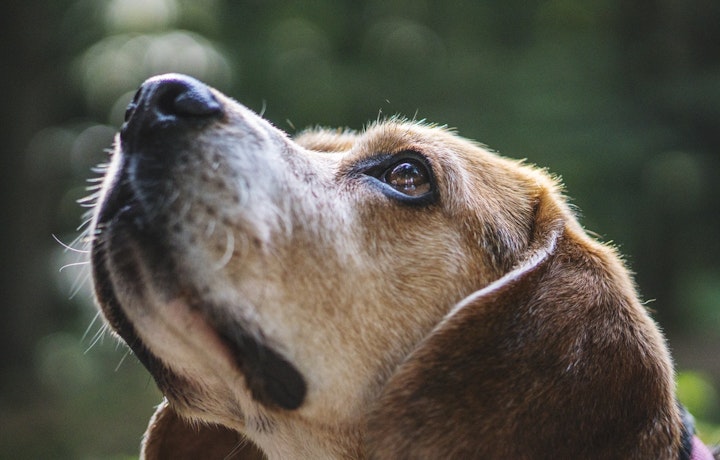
[[356, 152, 437, 205], [382, 159, 431, 197]]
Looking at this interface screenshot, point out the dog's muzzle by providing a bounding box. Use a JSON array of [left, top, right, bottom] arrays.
[[91, 74, 307, 411]]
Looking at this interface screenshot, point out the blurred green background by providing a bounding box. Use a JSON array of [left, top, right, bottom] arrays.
[[2, 0, 719, 457]]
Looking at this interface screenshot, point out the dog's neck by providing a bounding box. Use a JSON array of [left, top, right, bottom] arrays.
[[246, 415, 363, 460]]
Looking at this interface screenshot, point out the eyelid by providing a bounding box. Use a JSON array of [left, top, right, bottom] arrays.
[[359, 151, 433, 179], [348, 154, 393, 177]]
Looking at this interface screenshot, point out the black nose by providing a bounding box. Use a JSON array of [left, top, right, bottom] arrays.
[[123, 73, 222, 132]]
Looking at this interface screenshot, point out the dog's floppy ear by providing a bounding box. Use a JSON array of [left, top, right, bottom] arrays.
[[366, 189, 680, 458], [141, 399, 266, 460]]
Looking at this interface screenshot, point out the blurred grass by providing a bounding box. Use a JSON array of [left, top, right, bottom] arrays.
[[677, 371, 720, 444]]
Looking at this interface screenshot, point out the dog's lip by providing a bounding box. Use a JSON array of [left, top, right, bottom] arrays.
[[92, 179, 308, 410], [145, 297, 243, 376], [90, 217, 172, 387], [93, 158, 145, 234], [212, 314, 308, 411]]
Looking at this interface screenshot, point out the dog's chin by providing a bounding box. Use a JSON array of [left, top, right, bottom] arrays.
[[91, 181, 307, 412]]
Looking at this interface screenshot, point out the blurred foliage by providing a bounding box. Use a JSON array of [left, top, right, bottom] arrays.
[[1, 0, 719, 457], [678, 371, 720, 443]]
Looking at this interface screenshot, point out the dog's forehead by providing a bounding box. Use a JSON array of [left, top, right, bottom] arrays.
[[294, 127, 358, 152], [295, 121, 476, 172]]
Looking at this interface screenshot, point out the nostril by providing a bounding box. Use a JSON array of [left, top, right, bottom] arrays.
[[154, 78, 222, 119], [172, 86, 222, 117]]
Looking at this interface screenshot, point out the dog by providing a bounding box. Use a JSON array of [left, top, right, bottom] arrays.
[[89, 74, 716, 459]]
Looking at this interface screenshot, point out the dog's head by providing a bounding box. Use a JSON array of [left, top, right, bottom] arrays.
[[90, 74, 683, 459]]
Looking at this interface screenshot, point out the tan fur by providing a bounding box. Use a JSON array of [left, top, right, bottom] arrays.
[[91, 75, 684, 459]]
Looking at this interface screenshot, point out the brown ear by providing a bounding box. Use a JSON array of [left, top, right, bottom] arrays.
[[141, 399, 266, 460], [366, 199, 681, 458]]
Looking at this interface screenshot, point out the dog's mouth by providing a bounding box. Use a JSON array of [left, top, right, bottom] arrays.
[[90, 75, 307, 412]]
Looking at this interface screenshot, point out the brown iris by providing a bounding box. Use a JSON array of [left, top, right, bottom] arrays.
[[383, 159, 431, 196]]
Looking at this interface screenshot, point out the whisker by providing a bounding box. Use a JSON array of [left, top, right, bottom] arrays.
[[78, 199, 99, 209], [52, 233, 90, 254], [214, 228, 235, 270], [70, 225, 93, 249], [115, 348, 132, 372], [75, 216, 94, 232], [91, 162, 109, 174], [69, 270, 91, 300], [205, 219, 216, 238], [59, 261, 89, 272], [82, 311, 102, 342], [224, 439, 248, 460], [163, 187, 181, 211], [85, 322, 108, 354]]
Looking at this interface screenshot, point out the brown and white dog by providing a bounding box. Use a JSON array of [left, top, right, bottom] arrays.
[[89, 74, 714, 459]]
